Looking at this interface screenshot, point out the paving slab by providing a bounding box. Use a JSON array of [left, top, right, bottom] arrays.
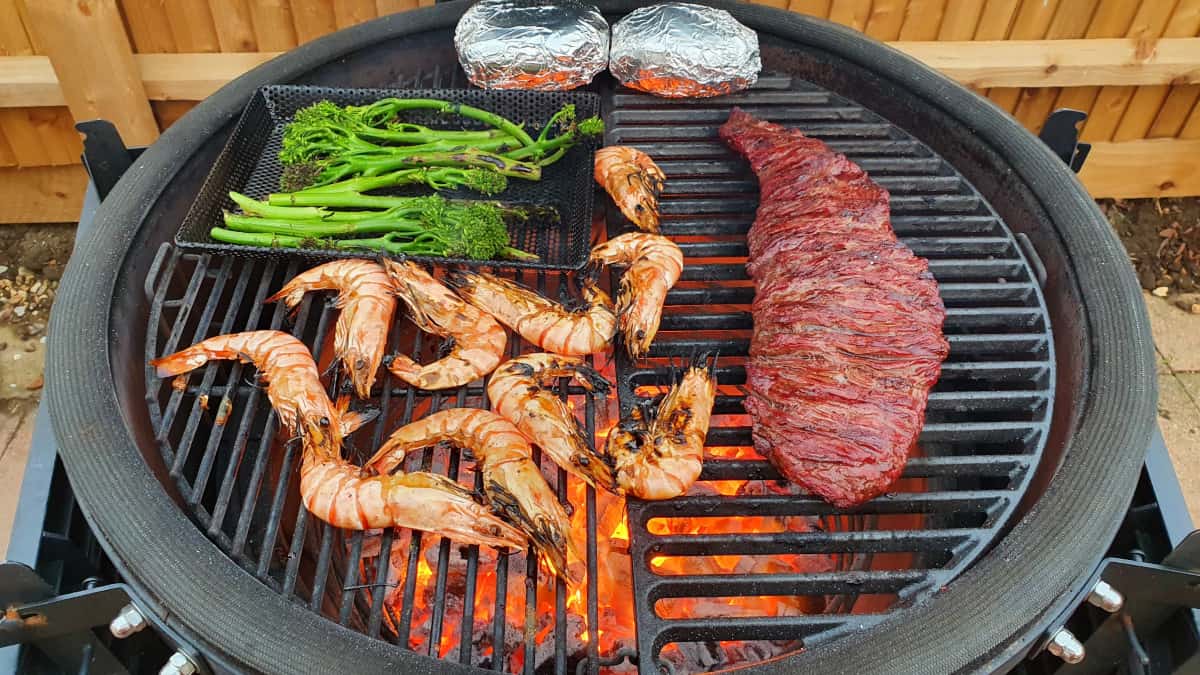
[[0, 399, 37, 559], [1175, 371, 1200, 415], [0, 324, 44, 398], [1145, 292, 1200, 373], [1158, 369, 1200, 524]]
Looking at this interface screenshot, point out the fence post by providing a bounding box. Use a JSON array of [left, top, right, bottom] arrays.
[[23, 0, 159, 147]]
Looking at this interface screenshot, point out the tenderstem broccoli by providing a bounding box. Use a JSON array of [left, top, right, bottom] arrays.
[[218, 192, 540, 261], [277, 98, 604, 192]]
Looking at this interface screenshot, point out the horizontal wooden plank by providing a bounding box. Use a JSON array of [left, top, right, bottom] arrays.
[[2, 38, 1199, 108], [0, 164, 87, 223], [0, 56, 60, 107], [137, 51, 280, 101], [1078, 139, 1200, 198], [893, 38, 1200, 87]]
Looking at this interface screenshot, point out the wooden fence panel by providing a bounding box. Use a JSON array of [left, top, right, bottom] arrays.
[[988, 0, 1062, 113], [250, 0, 299, 50], [1010, 0, 1099, 132], [1113, 0, 1200, 141], [164, 0, 222, 53], [332, 0, 377, 29], [209, 0, 260, 52], [938, 0, 985, 40], [898, 0, 947, 41], [865, 0, 906, 41], [1084, 1, 1181, 141], [291, 0, 337, 42], [376, 0, 419, 14], [828, 0, 872, 32], [788, 0, 831, 15]]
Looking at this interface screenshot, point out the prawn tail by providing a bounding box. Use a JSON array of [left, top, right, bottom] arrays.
[[335, 395, 378, 436], [149, 346, 215, 378], [571, 362, 612, 395], [264, 282, 308, 311], [441, 269, 475, 294]]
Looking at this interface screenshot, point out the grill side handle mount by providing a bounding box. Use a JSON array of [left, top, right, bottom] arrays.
[[1038, 109, 1091, 173], [1033, 529, 1200, 672]]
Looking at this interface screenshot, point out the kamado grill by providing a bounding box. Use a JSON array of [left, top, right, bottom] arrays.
[[37, 2, 1160, 674]]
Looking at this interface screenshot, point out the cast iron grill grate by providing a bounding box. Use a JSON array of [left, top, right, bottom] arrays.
[[142, 71, 1053, 675], [606, 74, 1054, 668]]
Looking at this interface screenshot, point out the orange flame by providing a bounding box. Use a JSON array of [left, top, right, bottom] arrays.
[[360, 387, 840, 674]]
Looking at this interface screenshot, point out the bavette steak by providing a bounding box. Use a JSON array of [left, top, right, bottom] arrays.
[[719, 108, 949, 508]]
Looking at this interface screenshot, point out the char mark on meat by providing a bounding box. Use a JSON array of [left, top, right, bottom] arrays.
[[719, 107, 949, 508]]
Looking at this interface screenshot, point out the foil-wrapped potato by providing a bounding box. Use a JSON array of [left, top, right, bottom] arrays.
[[610, 3, 761, 98], [454, 0, 609, 91]]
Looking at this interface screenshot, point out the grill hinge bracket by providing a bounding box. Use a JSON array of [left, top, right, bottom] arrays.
[[0, 561, 210, 675], [1033, 529, 1200, 672], [1038, 109, 1091, 173]]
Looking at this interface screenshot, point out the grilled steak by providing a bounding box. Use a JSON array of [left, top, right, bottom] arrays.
[[719, 108, 949, 507]]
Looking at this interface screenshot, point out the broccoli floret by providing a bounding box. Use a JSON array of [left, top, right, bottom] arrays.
[[578, 116, 605, 137]]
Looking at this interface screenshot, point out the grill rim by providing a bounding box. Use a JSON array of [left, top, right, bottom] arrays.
[[45, 3, 1156, 675]]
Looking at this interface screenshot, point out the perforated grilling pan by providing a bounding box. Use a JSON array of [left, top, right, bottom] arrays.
[[175, 86, 598, 270]]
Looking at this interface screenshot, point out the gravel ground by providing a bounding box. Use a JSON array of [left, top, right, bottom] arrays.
[[0, 224, 75, 396], [1101, 198, 1200, 313]]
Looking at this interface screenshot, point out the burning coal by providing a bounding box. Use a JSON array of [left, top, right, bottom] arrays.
[[343, 369, 842, 675]]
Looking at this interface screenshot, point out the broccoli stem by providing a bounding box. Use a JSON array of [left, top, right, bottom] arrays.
[[222, 212, 426, 237], [355, 149, 541, 180], [289, 166, 508, 197], [355, 126, 512, 145], [351, 98, 536, 148], [229, 191, 334, 220], [210, 227, 325, 249]]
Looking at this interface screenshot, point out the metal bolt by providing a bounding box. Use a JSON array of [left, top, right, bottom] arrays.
[[1047, 628, 1085, 664], [109, 604, 147, 638], [160, 651, 197, 675], [1086, 580, 1124, 613]]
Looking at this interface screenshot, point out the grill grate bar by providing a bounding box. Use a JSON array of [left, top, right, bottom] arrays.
[[152, 254, 212, 460], [696, 455, 1033, 482], [191, 260, 255, 510], [229, 261, 303, 557], [655, 156, 944, 177], [612, 106, 873, 125], [634, 491, 1009, 519], [663, 282, 1037, 307], [640, 529, 977, 556], [642, 332, 1050, 359], [645, 569, 934, 597], [613, 122, 895, 142], [613, 90, 830, 107], [663, 174, 964, 195], [167, 257, 235, 480], [205, 260, 280, 535], [653, 615, 885, 644]]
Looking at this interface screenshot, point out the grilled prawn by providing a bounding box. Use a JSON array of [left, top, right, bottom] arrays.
[[299, 406, 527, 550], [446, 270, 616, 356], [370, 408, 579, 582], [607, 354, 717, 500], [380, 259, 506, 390], [595, 146, 666, 233], [266, 259, 395, 399], [589, 233, 684, 358], [149, 330, 344, 452], [488, 354, 615, 491]]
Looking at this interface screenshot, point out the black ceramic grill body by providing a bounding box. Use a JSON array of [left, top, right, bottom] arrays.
[[45, 3, 1156, 674]]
